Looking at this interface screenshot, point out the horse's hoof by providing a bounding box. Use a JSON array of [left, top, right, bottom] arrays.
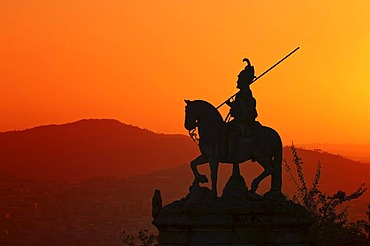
[[199, 175, 209, 183]]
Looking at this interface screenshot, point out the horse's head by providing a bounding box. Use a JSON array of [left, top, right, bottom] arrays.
[[184, 100, 199, 131]]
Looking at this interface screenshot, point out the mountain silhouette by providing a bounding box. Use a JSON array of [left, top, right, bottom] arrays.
[[0, 119, 199, 182], [297, 143, 370, 162], [1, 119, 368, 220], [0, 119, 369, 191]]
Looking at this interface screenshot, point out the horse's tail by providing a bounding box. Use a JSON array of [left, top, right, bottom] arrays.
[[271, 132, 283, 192]]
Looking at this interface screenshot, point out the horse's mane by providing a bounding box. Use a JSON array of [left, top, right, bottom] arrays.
[[192, 100, 224, 123]]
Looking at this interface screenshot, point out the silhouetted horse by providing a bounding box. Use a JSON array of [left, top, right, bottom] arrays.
[[184, 100, 283, 198]]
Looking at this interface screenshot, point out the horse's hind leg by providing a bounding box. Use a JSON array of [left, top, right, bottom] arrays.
[[251, 158, 272, 193], [209, 157, 219, 198], [191, 155, 209, 183]]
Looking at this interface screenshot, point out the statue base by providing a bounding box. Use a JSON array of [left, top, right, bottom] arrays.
[[152, 174, 312, 245]]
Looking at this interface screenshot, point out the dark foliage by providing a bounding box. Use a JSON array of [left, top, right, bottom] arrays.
[[284, 143, 369, 245], [121, 230, 158, 246]]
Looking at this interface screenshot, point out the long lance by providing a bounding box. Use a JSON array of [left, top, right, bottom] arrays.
[[216, 46, 300, 109]]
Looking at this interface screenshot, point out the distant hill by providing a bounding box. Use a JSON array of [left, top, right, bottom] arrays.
[[1, 119, 369, 230], [0, 119, 369, 192], [0, 119, 199, 182], [297, 143, 370, 162], [1, 119, 369, 220]]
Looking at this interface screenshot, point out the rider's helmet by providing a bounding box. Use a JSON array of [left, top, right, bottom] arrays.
[[237, 58, 255, 88]]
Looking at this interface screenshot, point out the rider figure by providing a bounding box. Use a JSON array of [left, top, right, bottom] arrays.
[[226, 58, 258, 161]]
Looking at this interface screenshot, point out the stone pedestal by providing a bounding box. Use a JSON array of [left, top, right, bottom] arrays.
[[152, 174, 312, 245]]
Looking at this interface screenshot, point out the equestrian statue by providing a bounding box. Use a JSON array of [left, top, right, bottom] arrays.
[[184, 48, 299, 199]]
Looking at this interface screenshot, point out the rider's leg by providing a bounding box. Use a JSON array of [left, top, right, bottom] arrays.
[[227, 131, 239, 161], [227, 121, 242, 161], [247, 120, 257, 162]]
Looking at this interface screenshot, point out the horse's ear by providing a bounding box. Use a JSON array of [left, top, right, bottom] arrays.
[[184, 99, 191, 105]]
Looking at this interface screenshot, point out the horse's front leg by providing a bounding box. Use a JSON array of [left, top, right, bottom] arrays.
[[209, 157, 219, 198], [191, 155, 209, 184]]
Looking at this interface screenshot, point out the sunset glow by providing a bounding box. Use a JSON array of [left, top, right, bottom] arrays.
[[1, 1, 370, 144]]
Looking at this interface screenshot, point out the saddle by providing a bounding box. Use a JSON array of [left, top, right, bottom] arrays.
[[222, 121, 262, 162], [244, 121, 263, 158]]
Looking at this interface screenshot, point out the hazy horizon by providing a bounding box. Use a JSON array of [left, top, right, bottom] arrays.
[[3, 118, 370, 145]]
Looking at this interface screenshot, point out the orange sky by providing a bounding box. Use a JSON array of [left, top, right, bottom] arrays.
[[1, 1, 370, 144]]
